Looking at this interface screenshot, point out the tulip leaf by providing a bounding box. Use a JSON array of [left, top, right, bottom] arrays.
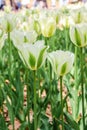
[[0, 114, 8, 130], [29, 52, 36, 70], [75, 28, 81, 46], [64, 112, 80, 130], [37, 47, 47, 68], [61, 62, 67, 75], [19, 122, 28, 130]]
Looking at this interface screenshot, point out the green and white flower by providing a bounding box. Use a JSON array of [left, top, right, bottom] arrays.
[[11, 30, 37, 48], [70, 23, 87, 47], [39, 16, 56, 37], [18, 40, 49, 70], [0, 13, 17, 33], [48, 50, 74, 76]]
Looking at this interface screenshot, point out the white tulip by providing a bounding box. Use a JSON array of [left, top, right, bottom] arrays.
[[18, 40, 49, 70], [48, 50, 74, 76], [70, 23, 87, 47]]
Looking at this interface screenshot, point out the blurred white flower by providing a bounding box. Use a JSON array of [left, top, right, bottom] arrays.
[[11, 30, 37, 48], [39, 16, 56, 37], [70, 23, 87, 47], [0, 13, 17, 33]]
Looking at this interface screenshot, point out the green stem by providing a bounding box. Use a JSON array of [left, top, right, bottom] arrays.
[[60, 76, 64, 130], [65, 28, 68, 50], [8, 32, 12, 81], [8, 32, 15, 130], [75, 47, 78, 89], [26, 69, 30, 129], [74, 46, 78, 119], [27, 88, 30, 128], [34, 70, 37, 130], [81, 48, 85, 130]]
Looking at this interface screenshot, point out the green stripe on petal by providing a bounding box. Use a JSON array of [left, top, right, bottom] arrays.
[[61, 62, 67, 75], [75, 28, 81, 46], [84, 33, 87, 44], [37, 47, 47, 69], [29, 52, 36, 70]]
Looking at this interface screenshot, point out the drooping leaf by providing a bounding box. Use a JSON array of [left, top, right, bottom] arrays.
[[64, 112, 80, 130]]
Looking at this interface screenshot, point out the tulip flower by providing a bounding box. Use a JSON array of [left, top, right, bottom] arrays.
[[70, 7, 87, 24], [48, 50, 74, 76], [11, 30, 37, 48], [18, 40, 48, 70], [58, 14, 74, 50], [48, 50, 74, 130], [0, 13, 17, 77], [0, 13, 17, 130], [39, 16, 56, 37], [0, 13, 17, 33], [70, 23, 87, 47], [58, 15, 74, 29], [17, 40, 48, 130]]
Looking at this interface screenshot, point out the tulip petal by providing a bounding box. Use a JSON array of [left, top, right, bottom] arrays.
[[37, 46, 47, 68]]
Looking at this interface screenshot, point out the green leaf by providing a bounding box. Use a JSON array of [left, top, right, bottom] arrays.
[[19, 122, 28, 130], [0, 114, 8, 130], [2, 90, 15, 127], [29, 52, 36, 69], [52, 93, 69, 119], [0, 88, 4, 107], [37, 47, 47, 68], [40, 112, 52, 130], [64, 112, 80, 130]]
